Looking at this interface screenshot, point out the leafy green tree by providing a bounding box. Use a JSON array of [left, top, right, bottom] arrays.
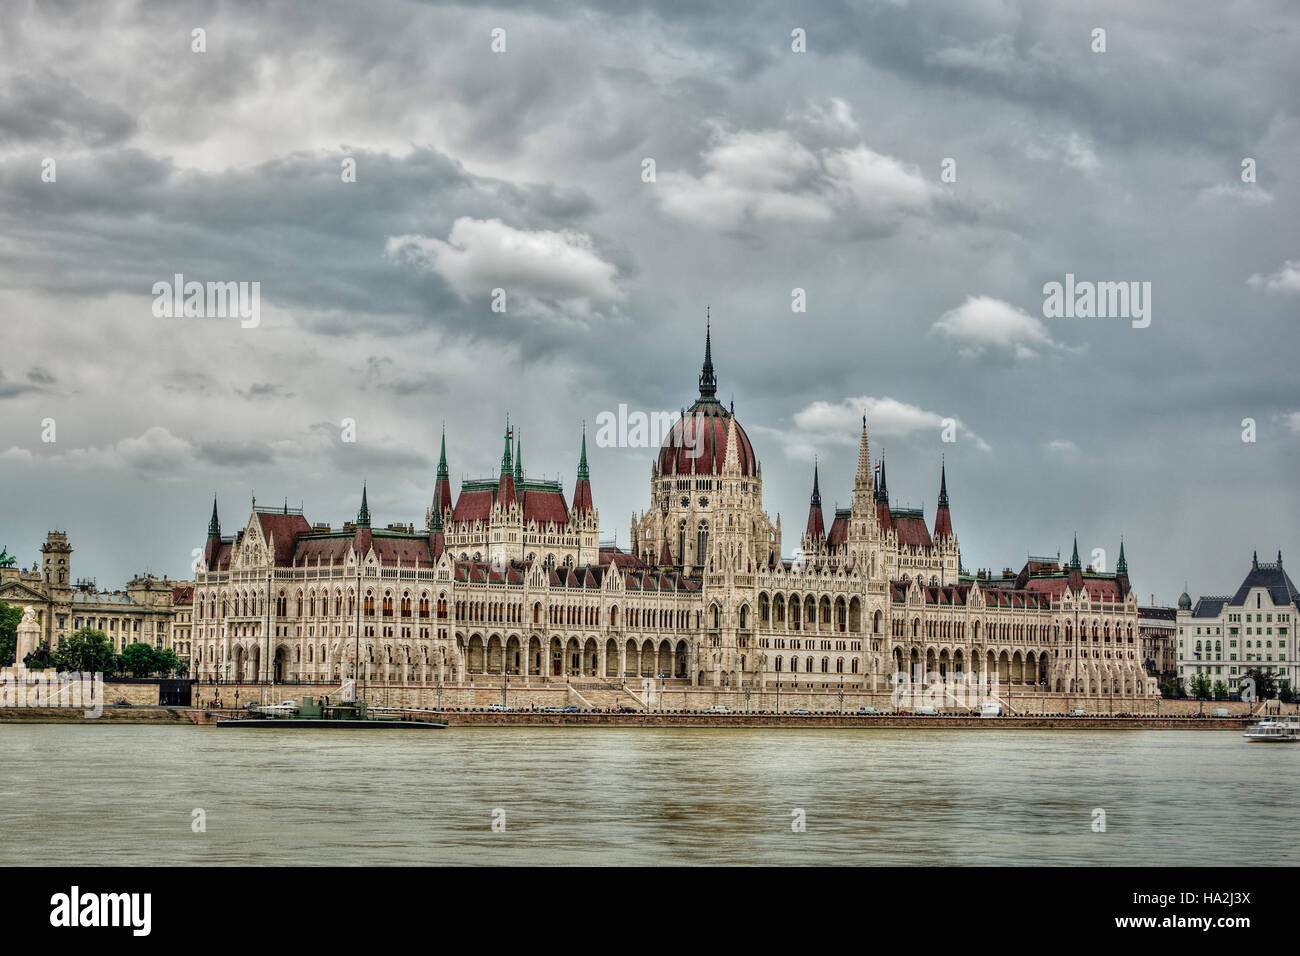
[[1280, 680, 1295, 704], [1189, 673, 1212, 699], [51, 628, 117, 674], [0, 601, 20, 666], [118, 642, 161, 678], [154, 648, 183, 677], [1212, 680, 1229, 700]]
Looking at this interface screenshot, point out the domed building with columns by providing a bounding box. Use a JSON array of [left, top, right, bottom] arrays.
[[188, 328, 1154, 703]]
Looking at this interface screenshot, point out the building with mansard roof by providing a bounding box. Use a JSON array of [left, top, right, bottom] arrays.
[[188, 327, 1152, 701], [1176, 551, 1299, 694]]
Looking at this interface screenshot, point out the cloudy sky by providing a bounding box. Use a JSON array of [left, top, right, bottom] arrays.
[[1, 0, 1296, 604]]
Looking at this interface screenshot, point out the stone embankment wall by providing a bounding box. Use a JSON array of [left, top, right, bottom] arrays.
[[192, 681, 1284, 717]]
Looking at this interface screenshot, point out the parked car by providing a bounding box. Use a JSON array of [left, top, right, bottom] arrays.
[[980, 702, 1002, 717], [561, 705, 581, 713], [487, 703, 513, 712], [703, 704, 729, 714], [915, 705, 938, 715], [857, 706, 879, 715], [789, 708, 811, 715], [1068, 708, 1087, 716], [1211, 707, 1231, 717]]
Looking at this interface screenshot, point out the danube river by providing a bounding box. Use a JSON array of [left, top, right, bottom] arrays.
[[1, 725, 1293, 865]]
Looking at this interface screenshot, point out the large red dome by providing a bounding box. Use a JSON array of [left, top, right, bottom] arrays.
[[657, 324, 757, 476], [658, 400, 757, 477]]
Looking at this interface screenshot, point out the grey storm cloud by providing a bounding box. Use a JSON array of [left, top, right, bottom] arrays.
[[0, 0, 1295, 603]]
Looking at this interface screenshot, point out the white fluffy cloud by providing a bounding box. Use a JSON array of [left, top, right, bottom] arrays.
[[658, 125, 937, 234], [758, 395, 989, 460], [1247, 259, 1300, 293], [931, 295, 1066, 360], [387, 217, 623, 321]]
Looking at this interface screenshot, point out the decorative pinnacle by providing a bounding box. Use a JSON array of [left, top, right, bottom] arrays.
[[810, 460, 821, 507], [208, 496, 220, 538], [437, 424, 449, 479], [1117, 537, 1127, 574], [938, 459, 949, 509]]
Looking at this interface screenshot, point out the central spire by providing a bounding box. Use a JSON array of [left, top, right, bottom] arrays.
[[698, 312, 717, 400]]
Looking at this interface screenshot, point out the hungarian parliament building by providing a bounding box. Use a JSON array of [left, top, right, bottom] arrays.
[[190, 330, 1155, 698]]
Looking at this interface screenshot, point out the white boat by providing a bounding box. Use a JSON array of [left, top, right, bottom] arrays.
[[1243, 717, 1300, 742]]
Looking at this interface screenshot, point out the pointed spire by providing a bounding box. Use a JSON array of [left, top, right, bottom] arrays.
[[933, 460, 953, 540], [514, 433, 523, 483], [1117, 538, 1127, 574], [500, 420, 513, 476], [698, 314, 717, 400], [207, 496, 221, 538], [805, 460, 826, 543], [430, 424, 453, 531], [573, 424, 594, 514], [358, 483, 371, 527], [1069, 534, 1081, 571], [855, 414, 871, 490]]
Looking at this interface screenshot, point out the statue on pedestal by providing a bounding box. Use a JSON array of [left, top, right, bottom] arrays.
[[14, 606, 40, 671]]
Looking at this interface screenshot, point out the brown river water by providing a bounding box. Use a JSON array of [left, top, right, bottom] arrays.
[[0, 724, 1292, 865]]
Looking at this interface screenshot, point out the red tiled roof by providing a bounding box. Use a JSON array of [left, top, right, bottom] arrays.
[[256, 512, 313, 566], [893, 514, 933, 550], [171, 585, 194, 604], [525, 489, 570, 526], [827, 514, 849, 548], [370, 535, 434, 567], [451, 489, 495, 523], [600, 546, 644, 570], [294, 536, 351, 566], [1023, 575, 1124, 602]]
